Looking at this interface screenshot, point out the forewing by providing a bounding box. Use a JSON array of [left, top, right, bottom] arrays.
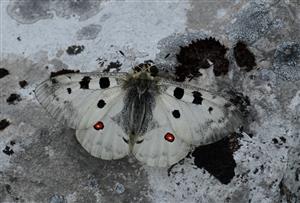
[[35, 72, 128, 129]]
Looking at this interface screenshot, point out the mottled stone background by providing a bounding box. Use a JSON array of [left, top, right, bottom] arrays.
[[0, 0, 299, 202]]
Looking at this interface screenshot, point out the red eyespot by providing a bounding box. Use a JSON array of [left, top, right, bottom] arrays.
[[93, 121, 104, 130], [164, 132, 175, 142]]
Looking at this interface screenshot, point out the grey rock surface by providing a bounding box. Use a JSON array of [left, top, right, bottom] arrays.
[[1, 0, 299, 202]]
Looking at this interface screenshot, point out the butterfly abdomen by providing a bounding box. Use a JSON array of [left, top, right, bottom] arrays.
[[120, 79, 157, 143]]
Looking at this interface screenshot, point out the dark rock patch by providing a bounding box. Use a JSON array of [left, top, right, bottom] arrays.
[[19, 80, 28, 88], [234, 41, 256, 71], [0, 68, 9, 79], [7, 94, 22, 105], [227, 91, 251, 117], [103, 61, 122, 72], [66, 45, 85, 55], [3, 146, 14, 156], [272, 138, 279, 144], [0, 119, 10, 130], [96, 57, 107, 67], [192, 135, 238, 184], [175, 37, 229, 81]]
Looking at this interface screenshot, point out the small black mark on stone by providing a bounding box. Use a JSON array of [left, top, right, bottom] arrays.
[[3, 146, 14, 156], [228, 91, 250, 117], [79, 76, 91, 89], [96, 57, 107, 67], [0, 119, 10, 130], [19, 80, 28, 88], [175, 37, 229, 81], [10, 140, 16, 146], [66, 45, 85, 55], [165, 53, 170, 58], [172, 110, 180, 118], [17, 36, 21, 41], [234, 41, 256, 71], [7, 94, 21, 104], [173, 87, 184, 99], [192, 91, 203, 105], [208, 107, 213, 113], [50, 69, 80, 78], [103, 61, 122, 72], [119, 50, 125, 56], [0, 68, 9, 79], [5, 184, 12, 194], [272, 138, 279, 144], [67, 88, 72, 94], [97, 99, 106, 108], [192, 136, 236, 184], [279, 136, 286, 143], [99, 77, 110, 88]]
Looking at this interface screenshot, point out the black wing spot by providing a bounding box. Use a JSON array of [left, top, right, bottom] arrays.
[[173, 87, 184, 99], [122, 137, 129, 144], [192, 91, 203, 105], [79, 76, 91, 89], [136, 139, 144, 144], [99, 77, 110, 89], [67, 88, 72, 94], [97, 99, 106, 108], [208, 107, 213, 113], [172, 110, 180, 118]]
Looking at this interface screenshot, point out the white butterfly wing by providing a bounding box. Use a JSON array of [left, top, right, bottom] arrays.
[[159, 84, 241, 145], [75, 95, 129, 160], [35, 72, 130, 159], [35, 72, 127, 129], [133, 81, 241, 167]]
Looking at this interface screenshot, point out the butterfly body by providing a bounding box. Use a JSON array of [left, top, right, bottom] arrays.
[[117, 69, 159, 148], [35, 63, 241, 167]]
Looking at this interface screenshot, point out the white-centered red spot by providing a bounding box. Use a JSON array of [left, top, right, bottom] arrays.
[[164, 132, 175, 142], [93, 121, 104, 130]]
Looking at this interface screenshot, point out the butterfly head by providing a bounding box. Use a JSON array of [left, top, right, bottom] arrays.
[[132, 61, 159, 79]]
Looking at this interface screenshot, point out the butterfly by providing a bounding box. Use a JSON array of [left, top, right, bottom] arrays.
[[35, 62, 242, 167]]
